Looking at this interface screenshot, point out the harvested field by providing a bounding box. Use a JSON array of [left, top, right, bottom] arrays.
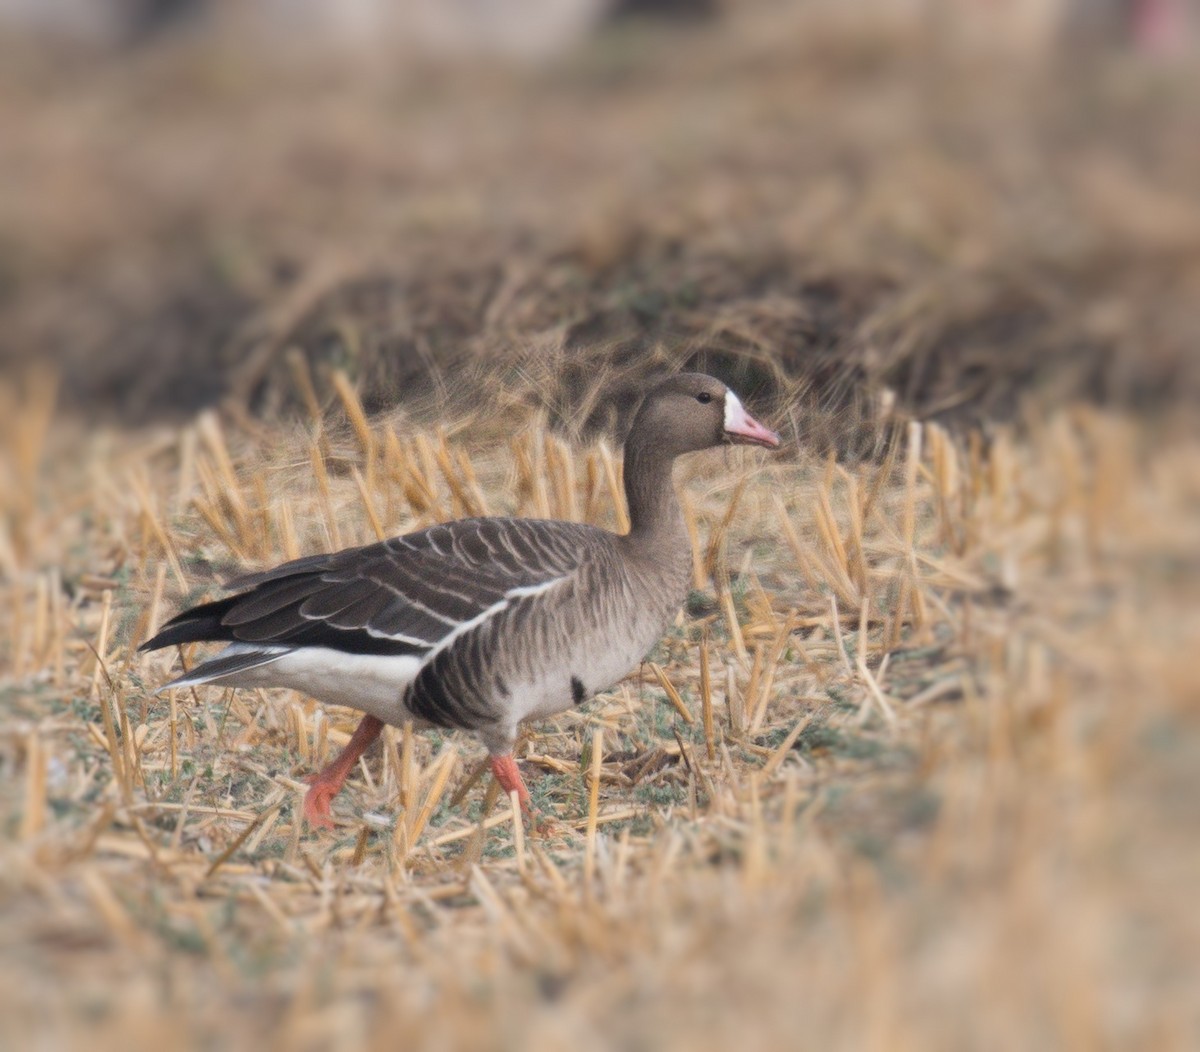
[[2, 4, 1199, 1050]]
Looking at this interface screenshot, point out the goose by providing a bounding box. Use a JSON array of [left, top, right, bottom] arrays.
[[140, 373, 780, 828]]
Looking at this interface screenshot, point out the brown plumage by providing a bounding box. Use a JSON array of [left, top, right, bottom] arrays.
[[140, 373, 780, 827]]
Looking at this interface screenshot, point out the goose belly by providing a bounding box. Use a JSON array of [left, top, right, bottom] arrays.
[[512, 613, 668, 724]]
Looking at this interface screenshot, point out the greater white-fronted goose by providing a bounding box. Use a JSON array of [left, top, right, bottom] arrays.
[[140, 373, 780, 827]]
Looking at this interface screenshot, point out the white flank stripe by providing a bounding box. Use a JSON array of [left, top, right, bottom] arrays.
[[363, 625, 434, 647], [416, 575, 567, 663], [425, 597, 511, 659], [505, 576, 569, 599]]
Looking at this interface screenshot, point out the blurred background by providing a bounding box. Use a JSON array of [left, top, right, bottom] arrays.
[[1, 0, 1197, 443]]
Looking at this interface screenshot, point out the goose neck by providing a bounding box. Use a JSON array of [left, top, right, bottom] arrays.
[[622, 433, 682, 544]]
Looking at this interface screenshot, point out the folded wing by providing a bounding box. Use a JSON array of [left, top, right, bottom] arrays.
[[141, 517, 592, 671]]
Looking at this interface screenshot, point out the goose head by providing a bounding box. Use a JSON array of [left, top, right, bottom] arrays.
[[632, 373, 781, 457]]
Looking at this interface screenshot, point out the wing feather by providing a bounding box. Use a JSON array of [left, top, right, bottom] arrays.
[[141, 517, 602, 661], [221, 575, 326, 625]]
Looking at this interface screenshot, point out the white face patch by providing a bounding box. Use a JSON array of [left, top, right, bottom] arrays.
[[721, 388, 782, 448], [724, 389, 748, 431]]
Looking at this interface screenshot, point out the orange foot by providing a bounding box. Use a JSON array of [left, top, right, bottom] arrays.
[[299, 714, 384, 831], [528, 812, 562, 839], [302, 773, 341, 830]]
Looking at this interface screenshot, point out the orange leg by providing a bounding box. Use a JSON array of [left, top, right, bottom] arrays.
[[489, 753, 531, 808], [489, 753, 555, 834], [303, 714, 384, 829]]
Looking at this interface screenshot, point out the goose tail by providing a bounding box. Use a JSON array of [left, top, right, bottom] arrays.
[[153, 645, 289, 694]]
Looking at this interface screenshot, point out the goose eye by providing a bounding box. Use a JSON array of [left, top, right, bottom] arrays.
[[696, 392, 713, 404]]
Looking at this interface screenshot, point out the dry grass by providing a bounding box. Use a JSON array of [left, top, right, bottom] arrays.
[[1, 365, 1198, 1050]]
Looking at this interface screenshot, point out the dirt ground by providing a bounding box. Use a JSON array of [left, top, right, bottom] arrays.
[[1, 4, 1198, 1050]]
